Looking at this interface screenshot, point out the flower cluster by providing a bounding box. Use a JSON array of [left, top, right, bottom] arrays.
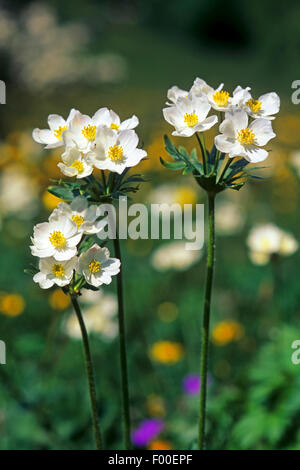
[[33, 107, 147, 176], [163, 77, 279, 164], [247, 224, 298, 265], [30, 196, 120, 289]]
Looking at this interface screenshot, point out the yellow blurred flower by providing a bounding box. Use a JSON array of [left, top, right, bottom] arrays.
[[0, 293, 25, 316], [276, 114, 300, 146], [150, 341, 184, 364], [146, 394, 166, 417], [49, 288, 70, 310], [212, 320, 244, 346], [157, 302, 178, 323], [148, 440, 172, 450], [42, 191, 63, 211]]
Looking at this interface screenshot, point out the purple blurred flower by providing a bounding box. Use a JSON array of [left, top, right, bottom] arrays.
[[183, 374, 201, 395], [183, 373, 211, 396], [131, 418, 164, 447]]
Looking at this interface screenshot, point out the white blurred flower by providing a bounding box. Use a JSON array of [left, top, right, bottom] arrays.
[[247, 224, 298, 265], [65, 290, 118, 340], [32, 109, 76, 149], [151, 241, 202, 271], [163, 95, 217, 137], [30, 214, 82, 261], [33, 256, 77, 289], [215, 201, 245, 236], [76, 244, 120, 287], [87, 127, 146, 175], [0, 165, 39, 217], [147, 183, 197, 209], [92, 107, 139, 132], [52, 196, 107, 235], [215, 108, 275, 163]]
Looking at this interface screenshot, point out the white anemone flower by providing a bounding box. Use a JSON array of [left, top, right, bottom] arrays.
[[66, 110, 99, 152], [33, 256, 77, 289], [52, 196, 107, 234], [30, 214, 82, 261], [77, 244, 120, 287], [241, 90, 280, 120], [87, 127, 146, 175], [58, 136, 93, 178], [214, 108, 275, 163], [32, 108, 76, 149], [166, 85, 188, 105], [191, 78, 235, 112], [92, 107, 139, 132], [163, 95, 218, 137]]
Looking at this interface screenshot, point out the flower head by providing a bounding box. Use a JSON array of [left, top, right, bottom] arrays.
[[33, 256, 77, 289], [242, 91, 280, 120], [212, 320, 244, 346], [215, 108, 276, 162], [58, 137, 93, 178], [30, 214, 82, 261], [87, 127, 146, 175], [163, 95, 217, 137], [183, 373, 201, 396], [76, 244, 120, 287], [32, 109, 76, 149], [52, 196, 107, 235], [0, 293, 25, 317], [92, 107, 139, 132]]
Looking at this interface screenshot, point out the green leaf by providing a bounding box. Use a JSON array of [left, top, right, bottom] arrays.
[[160, 157, 186, 170], [47, 186, 74, 201]]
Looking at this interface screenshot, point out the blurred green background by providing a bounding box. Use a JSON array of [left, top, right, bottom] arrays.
[[1, 0, 300, 450]]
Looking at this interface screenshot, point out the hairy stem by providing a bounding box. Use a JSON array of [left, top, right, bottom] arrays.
[[113, 234, 131, 449], [198, 193, 216, 450], [70, 294, 103, 450]]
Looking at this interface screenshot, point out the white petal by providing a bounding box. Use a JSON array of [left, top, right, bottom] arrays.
[[48, 115, 66, 131], [119, 115, 139, 130], [259, 92, 280, 116], [243, 146, 269, 163], [250, 119, 276, 146]]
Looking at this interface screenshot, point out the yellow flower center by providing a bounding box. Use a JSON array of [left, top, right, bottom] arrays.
[[213, 90, 230, 107], [110, 123, 119, 130], [52, 263, 65, 278], [49, 230, 66, 248], [89, 259, 101, 273], [184, 113, 198, 127], [246, 98, 262, 114], [82, 124, 96, 141], [237, 128, 255, 145], [260, 237, 271, 250], [108, 144, 123, 161], [70, 160, 84, 173], [54, 126, 67, 140], [72, 215, 84, 228]]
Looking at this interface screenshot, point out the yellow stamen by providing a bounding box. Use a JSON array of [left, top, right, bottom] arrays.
[[213, 90, 230, 107], [49, 231, 66, 248], [108, 145, 123, 161], [52, 263, 65, 277], [54, 126, 67, 140], [110, 123, 119, 130], [89, 259, 101, 273], [72, 215, 84, 228], [237, 128, 255, 145], [70, 160, 84, 173], [82, 124, 96, 141], [246, 98, 262, 114], [184, 113, 198, 127]]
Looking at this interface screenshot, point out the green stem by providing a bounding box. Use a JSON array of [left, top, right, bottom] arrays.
[[196, 133, 207, 174], [70, 294, 103, 450], [198, 192, 216, 450], [217, 156, 233, 183], [113, 234, 131, 450]]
